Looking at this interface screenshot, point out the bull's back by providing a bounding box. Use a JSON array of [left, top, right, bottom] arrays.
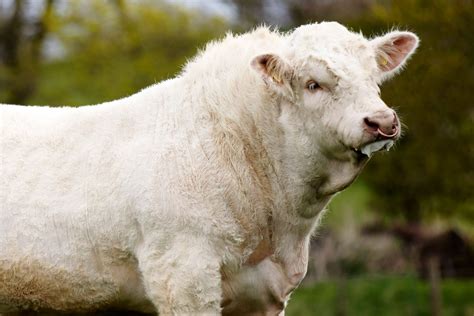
[[0, 102, 156, 312], [0, 79, 216, 312], [0, 102, 136, 246]]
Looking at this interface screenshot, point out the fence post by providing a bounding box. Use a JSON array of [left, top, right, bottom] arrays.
[[428, 256, 442, 316]]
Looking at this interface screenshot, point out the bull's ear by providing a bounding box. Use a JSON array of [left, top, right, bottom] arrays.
[[251, 53, 294, 99], [371, 31, 419, 81]]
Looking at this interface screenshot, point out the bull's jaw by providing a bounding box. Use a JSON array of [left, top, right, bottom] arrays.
[[316, 139, 395, 199], [318, 158, 366, 196], [294, 158, 366, 219]]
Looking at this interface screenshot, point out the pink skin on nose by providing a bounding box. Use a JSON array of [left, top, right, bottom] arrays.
[[363, 111, 400, 139]]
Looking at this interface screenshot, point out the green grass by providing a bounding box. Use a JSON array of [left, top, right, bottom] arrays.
[[286, 275, 474, 316]]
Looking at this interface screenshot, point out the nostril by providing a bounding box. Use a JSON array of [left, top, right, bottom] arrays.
[[391, 123, 398, 133], [364, 117, 379, 131], [391, 114, 400, 132], [379, 120, 399, 139]]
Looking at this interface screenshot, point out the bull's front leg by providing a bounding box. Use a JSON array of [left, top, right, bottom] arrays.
[[138, 235, 223, 315]]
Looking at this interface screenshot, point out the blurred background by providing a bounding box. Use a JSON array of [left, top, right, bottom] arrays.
[[1, 0, 473, 315]]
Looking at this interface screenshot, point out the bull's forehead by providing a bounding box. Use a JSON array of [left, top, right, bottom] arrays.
[[288, 22, 378, 82]]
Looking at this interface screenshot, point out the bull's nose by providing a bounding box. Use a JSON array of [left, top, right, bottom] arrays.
[[363, 111, 399, 139]]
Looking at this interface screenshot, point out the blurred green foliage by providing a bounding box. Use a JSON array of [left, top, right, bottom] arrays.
[[32, 1, 227, 106], [350, 0, 474, 223], [287, 275, 474, 316], [1, 0, 227, 105], [37, 1, 226, 105]]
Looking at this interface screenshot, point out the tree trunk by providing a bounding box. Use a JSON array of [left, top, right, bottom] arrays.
[[0, 0, 54, 105]]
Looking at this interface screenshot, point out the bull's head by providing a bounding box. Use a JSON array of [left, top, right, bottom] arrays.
[[251, 22, 418, 200]]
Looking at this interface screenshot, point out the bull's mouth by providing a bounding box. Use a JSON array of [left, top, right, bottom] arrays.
[[351, 139, 395, 160]]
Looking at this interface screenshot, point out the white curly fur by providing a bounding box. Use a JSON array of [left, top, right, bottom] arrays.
[[0, 22, 418, 315]]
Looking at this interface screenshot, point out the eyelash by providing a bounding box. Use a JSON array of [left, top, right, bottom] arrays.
[[306, 80, 321, 92]]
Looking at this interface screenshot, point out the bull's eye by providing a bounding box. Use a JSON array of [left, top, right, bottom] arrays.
[[306, 80, 321, 92]]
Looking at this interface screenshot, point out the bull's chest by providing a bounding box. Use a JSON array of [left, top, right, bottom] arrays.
[[222, 232, 308, 315]]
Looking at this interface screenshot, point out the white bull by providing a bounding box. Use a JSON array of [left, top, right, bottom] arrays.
[[0, 22, 418, 315]]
